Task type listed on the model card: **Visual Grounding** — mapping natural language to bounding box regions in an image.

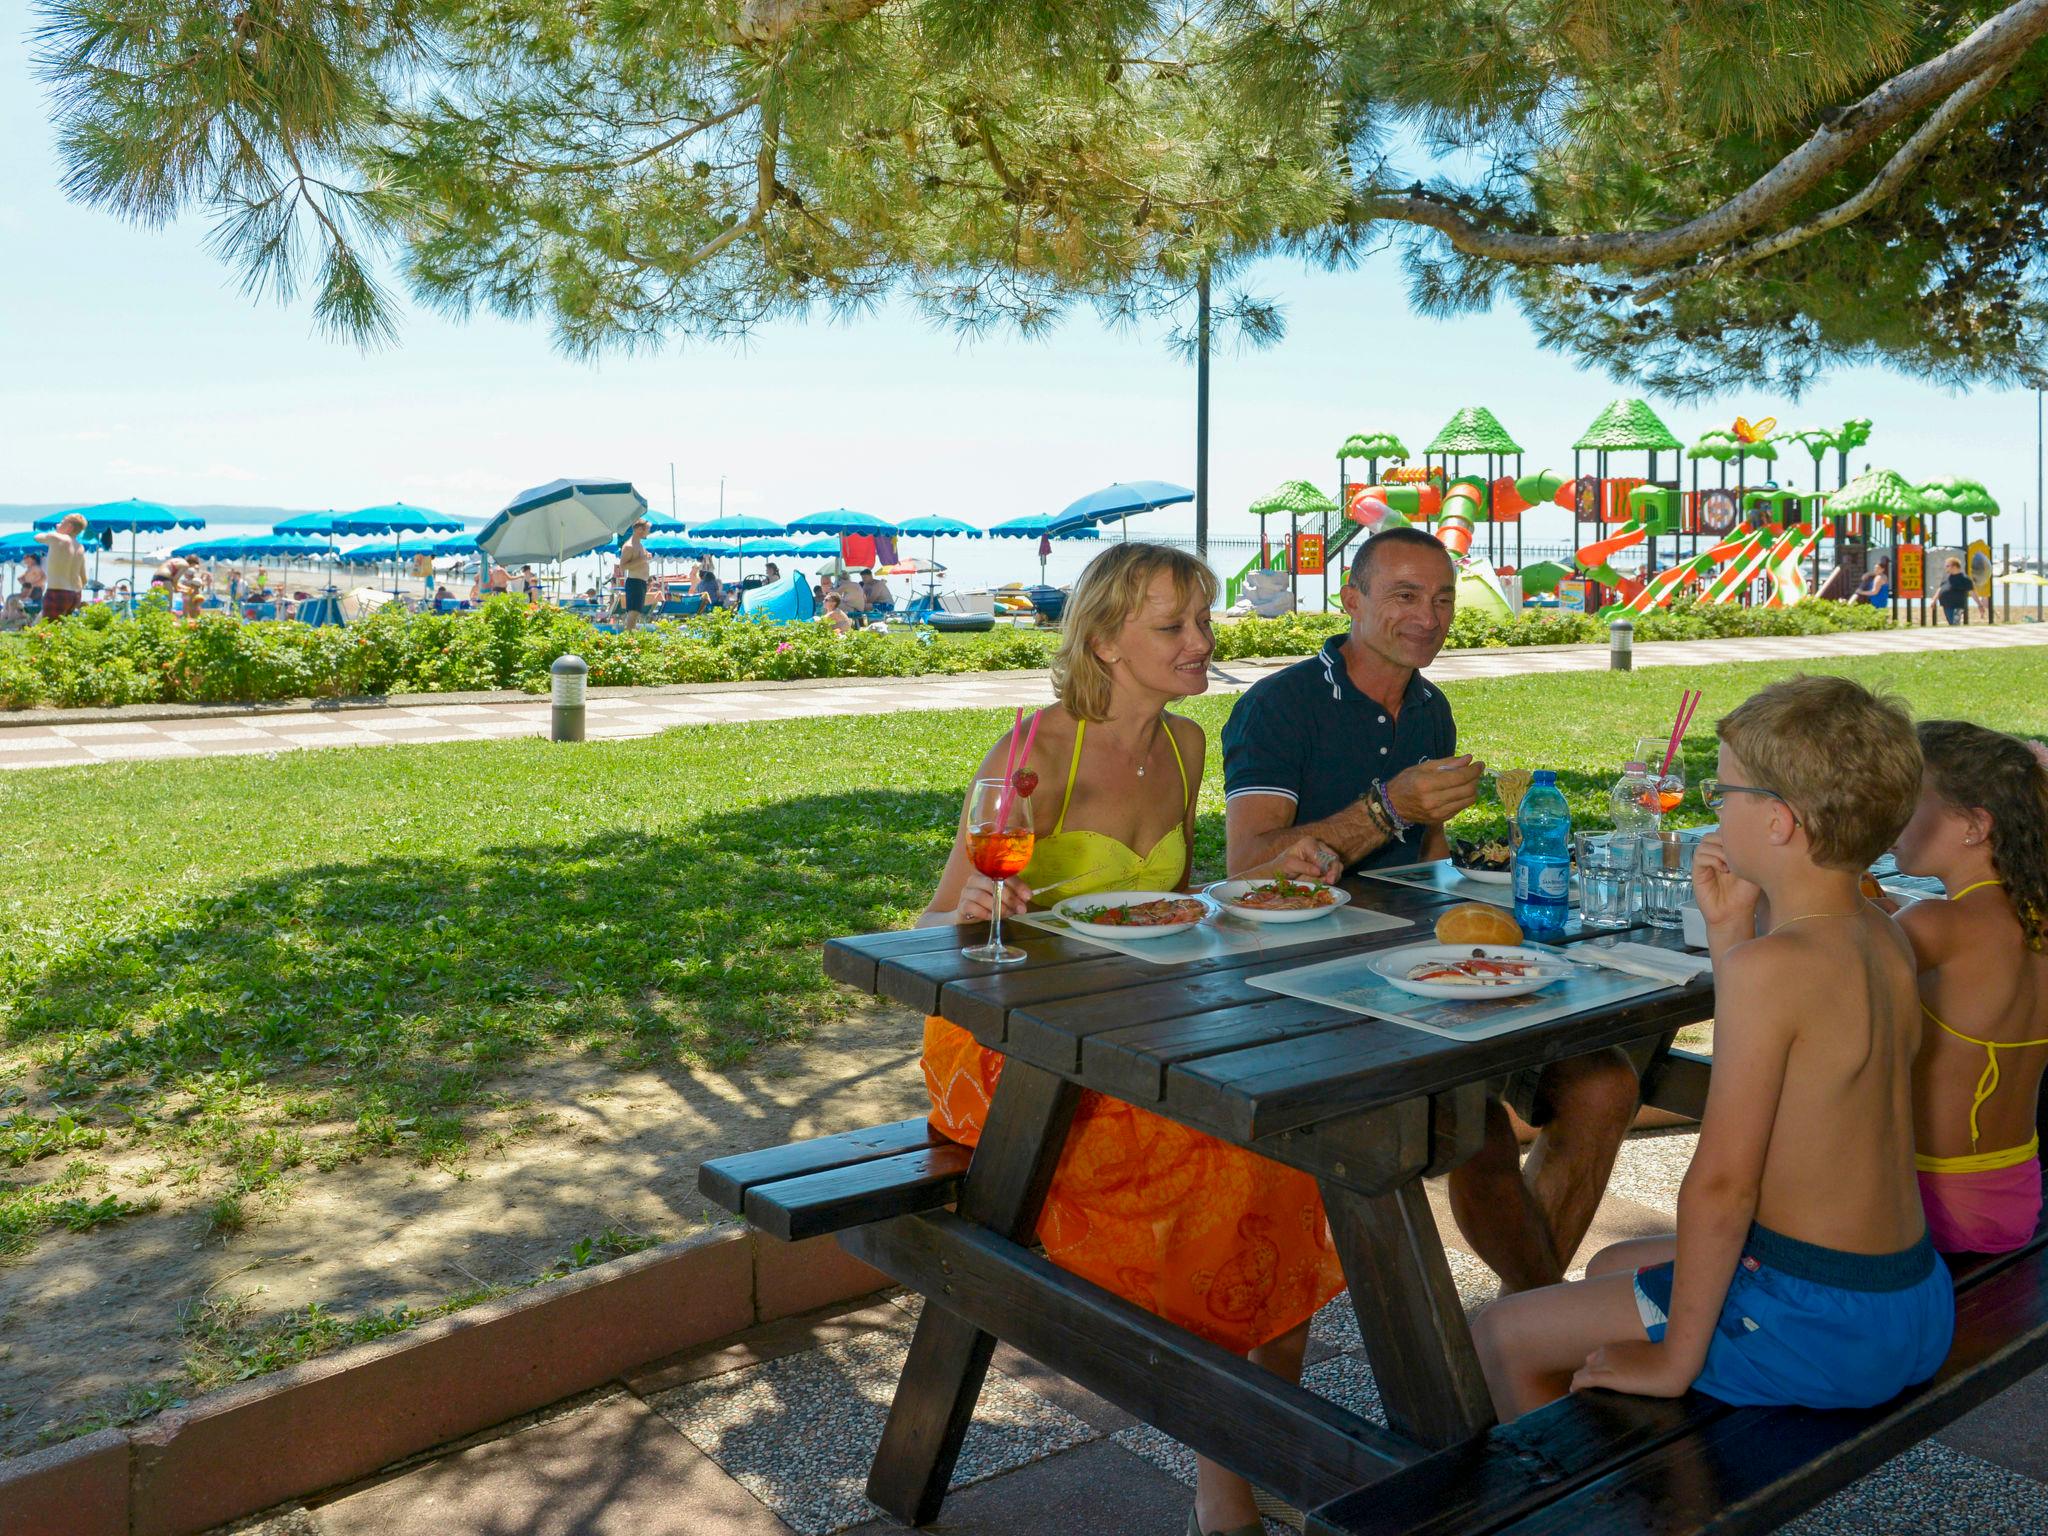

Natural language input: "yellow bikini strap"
[1953,878,2005,901]
[1922,1000,2048,1152]
[1164,718,1190,812]
[1054,717,1083,836]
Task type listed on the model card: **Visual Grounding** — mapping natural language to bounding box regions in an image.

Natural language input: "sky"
[2,15,2043,588]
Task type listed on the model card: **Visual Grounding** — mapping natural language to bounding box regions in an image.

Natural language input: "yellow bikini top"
[1917,879,2048,1173]
[1023,718,1190,905]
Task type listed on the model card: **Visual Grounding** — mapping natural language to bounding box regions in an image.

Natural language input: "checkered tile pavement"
[4,621,2043,772]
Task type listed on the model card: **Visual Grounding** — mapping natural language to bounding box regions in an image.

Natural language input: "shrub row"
[0,594,1895,712]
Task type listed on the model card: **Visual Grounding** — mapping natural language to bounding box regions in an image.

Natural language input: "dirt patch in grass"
[0,999,927,1456]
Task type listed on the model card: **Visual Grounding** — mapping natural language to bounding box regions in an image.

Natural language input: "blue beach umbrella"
[332,503,464,596]
[689,513,785,538]
[431,531,481,556]
[894,515,983,601]
[0,532,49,559]
[273,511,348,537]
[795,538,841,556]
[990,512,1102,582]
[736,538,803,556]
[337,539,441,565]
[479,479,649,567]
[646,535,719,558]
[1045,480,1194,537]
[786,508,902,537]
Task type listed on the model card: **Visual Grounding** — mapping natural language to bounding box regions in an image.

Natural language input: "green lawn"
[1,647,2044,1260]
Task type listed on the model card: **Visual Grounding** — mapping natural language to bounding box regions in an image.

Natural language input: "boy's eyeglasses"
[1699,777,1800,824]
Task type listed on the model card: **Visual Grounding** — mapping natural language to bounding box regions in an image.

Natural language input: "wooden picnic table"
[819,871,1719,1526]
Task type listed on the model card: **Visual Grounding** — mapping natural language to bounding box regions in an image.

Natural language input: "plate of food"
[1052,892,1211,940]
[1366,943,1574,1000]
[1448,837,1515,885]
[1205,877,1352,924]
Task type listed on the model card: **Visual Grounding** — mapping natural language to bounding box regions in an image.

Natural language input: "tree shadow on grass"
[5,788,965,1156]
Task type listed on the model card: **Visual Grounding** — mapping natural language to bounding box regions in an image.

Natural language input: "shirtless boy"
[1472,675,1952,1418]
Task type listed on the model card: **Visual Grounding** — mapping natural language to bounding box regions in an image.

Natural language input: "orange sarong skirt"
[923,1015,1346,1353]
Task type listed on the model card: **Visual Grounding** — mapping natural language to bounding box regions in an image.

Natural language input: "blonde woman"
[919,542,1341,1536]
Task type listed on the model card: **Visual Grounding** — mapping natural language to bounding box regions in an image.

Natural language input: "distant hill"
[0,503,329,527]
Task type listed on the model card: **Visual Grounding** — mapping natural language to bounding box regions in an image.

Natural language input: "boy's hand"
[1571,1339,1696,1399]
[1692,832,1761,930]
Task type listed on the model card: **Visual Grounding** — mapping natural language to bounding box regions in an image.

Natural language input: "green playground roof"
[1687,429,1778,463]
[1248,479,1339,518]
[1424,406,1522,456]
[1572,398,1682,452]
[1336,431,1409,462]
[1827,469,1934,518]
[1912,475,1999,517]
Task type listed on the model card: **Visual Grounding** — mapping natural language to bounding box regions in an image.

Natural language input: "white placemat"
[1247,942,1669,1041]
[1016,900,1413,967]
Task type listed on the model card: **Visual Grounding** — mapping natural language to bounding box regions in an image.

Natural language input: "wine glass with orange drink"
[1634,735,1687,817]
[962,777,1035,964]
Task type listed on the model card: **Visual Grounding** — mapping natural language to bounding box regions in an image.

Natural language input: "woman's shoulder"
[1163,710,1208,766]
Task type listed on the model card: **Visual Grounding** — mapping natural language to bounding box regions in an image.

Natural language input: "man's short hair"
[1715,675,1922,870]
[1349,527,1455,591]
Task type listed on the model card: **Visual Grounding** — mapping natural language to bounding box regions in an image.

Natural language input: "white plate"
[1450,865,1513,885]
[1367,943,1574,1000]
[1205,879,1353,924]
[1052,891,1210,940]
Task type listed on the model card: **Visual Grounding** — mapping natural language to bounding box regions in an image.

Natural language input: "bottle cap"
[1623,760,1648,773]
[1532,769,1555,784]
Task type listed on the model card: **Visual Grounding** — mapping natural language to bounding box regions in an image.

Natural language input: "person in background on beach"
[174,557,207,619]
[835,571,868,618]
[822,591,854,634]
[692,560,724,609]
[763,560,781,585]
[617,518,652,631]
[19,553,46,612]
[1472,675,1949,1421]
[1888,722,2048,1255]
[33,513,88,620]
[862,568,895,613]
[1939,557,1973,625]
[519,566,541,600]
[0,595,28,632]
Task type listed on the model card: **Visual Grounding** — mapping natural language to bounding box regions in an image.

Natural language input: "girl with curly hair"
[1893,722,2048,1254]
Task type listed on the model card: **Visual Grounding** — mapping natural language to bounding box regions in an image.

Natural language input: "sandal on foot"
[1252,1486,1305,1531]
[1187,1509,1264,1536]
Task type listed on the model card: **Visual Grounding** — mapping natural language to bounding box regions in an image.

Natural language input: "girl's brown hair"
[1052,543,1217,722]
[1918,721,2048,952]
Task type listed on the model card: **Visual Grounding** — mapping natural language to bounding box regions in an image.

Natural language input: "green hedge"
[0,594,1897,711]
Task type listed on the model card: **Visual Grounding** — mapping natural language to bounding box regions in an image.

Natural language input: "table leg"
[1322,1177,1496,1451]
[865,1060,1080,1524]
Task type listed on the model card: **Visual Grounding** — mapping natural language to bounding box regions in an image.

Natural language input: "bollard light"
[550,653,588,742]
[1609,615,1633,672]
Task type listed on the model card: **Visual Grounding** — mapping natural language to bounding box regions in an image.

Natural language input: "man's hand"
[1387,755,1485,827]
[1692,832,1762,931]
[1248,834,1343,884]
[1571,1338,1696,1399]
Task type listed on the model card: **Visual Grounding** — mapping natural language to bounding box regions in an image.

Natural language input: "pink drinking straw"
[998,709,1041,830]
[1661,690,1701,776]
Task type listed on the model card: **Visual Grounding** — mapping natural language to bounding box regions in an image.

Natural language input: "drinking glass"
[1577,832,1641,930]
[1635,734,1688,818]
[962,777,1035,964]
[1640,865,1693,930]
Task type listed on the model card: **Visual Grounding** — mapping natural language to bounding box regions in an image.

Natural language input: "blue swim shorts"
[1633,1222,1954,1409]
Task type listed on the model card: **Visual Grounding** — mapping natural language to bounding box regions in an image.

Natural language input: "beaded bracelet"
[1373,778,1413,837]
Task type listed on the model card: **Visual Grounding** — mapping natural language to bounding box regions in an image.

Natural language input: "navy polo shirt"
[1222,635,1458,872]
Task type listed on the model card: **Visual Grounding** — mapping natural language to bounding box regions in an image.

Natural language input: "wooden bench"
[701,1117,972,1243]
[1310,1231,2048,1536]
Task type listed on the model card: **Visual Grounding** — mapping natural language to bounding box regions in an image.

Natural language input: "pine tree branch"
[730,0,892,48]
[1353,0,2048,268]
[496,96,764,177]
[1628,60,2016,304]
[679,91,781,269]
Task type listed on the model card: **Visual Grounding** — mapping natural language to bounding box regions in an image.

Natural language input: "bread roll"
[1435,903,1524,946]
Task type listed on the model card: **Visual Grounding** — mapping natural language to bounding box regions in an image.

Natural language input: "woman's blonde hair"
[1052,543,1218,722]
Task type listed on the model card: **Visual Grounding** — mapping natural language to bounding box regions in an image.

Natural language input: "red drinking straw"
[1661,689,1702,777]
[997,708,1040,830]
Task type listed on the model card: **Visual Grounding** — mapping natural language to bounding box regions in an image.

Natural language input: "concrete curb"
[0,1227,885,1536]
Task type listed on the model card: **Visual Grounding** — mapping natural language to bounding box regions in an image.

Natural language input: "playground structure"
[1232,400,2002,621]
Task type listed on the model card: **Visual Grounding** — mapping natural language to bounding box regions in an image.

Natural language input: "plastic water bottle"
[1610,761,1660,837]
[1513,770,1573,939]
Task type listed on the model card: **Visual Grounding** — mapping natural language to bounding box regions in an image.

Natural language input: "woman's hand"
[1571,1339,1696,1399]
[952,871,1032,924]
[1692,832,1761,931]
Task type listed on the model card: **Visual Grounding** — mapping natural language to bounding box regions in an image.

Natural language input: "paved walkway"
[220,1134,2048,1536]
[8,622,2044,772]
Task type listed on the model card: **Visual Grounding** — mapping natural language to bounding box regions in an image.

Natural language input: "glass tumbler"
[1577,832,1641,930]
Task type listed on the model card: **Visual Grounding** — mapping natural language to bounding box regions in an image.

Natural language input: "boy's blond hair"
[1715,674,1922,870]
[1053,543,1217,722]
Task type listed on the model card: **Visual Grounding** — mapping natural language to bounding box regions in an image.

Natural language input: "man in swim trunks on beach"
[33,514,89,620]
[618,519,652,631]
[1224,528,1641,1292]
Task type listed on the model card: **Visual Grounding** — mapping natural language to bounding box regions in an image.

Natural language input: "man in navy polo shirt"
[1223,529,1639,1293]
